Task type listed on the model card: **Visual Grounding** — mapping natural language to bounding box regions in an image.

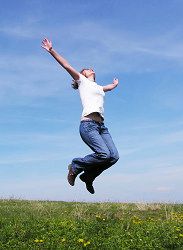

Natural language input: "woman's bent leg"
[83,123,119,181]
[71,121,111,175]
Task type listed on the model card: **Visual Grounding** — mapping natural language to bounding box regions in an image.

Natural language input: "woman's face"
[82,68,95,78]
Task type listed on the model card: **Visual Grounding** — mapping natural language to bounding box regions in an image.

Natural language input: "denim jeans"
[72,120,119,181]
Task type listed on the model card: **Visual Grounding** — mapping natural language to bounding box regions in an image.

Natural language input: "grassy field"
[0,199,183,249]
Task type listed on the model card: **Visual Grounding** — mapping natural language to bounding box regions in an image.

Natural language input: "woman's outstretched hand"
[41,38,52,52]
[113,78,119,87]
[103,78,119,92]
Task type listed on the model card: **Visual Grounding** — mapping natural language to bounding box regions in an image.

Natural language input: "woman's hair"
[71,68,95,90]
[71,80,79,90]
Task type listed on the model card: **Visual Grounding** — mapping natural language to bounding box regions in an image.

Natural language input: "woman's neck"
[87,75,95,81]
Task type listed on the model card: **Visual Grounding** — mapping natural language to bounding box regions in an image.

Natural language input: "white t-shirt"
[76,74,105,120]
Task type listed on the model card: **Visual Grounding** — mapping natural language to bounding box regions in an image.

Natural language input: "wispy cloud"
[0,54,71,101]
[163,130,183,144]
[155,186,173,192]
[0,14,44,38]
[1,0,183,202]
[0,25,37,39]
[2,17,183,75]
[61,22,183,73]
[1,17,183,105]
[96,165,183,202]
[1,165,182,202]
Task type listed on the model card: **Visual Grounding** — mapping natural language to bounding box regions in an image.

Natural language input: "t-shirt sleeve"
[75,73,86,86]
[97,85,105,95]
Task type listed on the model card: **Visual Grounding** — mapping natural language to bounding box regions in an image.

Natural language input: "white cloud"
[0,26,37,39]
[1,19,183,104]
[163,130,183,144]
[1,165,182,202]
[156,187,174,192]
[60,22,183,73]
[94,165,183,202]
[1,2,183,203]
[0,53,72,101]
[116,119,183,154]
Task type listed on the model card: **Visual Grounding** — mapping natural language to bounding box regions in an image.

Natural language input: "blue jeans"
[72,120,119,181]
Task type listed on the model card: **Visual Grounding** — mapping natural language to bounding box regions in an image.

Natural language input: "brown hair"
[71,68,96,90]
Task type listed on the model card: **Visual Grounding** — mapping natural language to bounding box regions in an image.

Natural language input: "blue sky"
[0,0,183,202]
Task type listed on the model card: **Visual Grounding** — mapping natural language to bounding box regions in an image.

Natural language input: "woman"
[41,38,119,194]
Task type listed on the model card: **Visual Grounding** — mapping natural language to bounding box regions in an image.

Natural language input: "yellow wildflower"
[132,220,141,224]
[34,239,44,243]
[84,241,91,247]
[78,238,84,243]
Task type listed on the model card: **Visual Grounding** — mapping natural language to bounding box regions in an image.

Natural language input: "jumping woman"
[41,38,119,194]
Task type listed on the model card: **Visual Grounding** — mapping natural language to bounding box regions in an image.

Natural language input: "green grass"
[0,199,183,249]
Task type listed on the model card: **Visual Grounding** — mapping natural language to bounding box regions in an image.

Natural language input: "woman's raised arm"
[41,38,80,81]
[102,78,119,92]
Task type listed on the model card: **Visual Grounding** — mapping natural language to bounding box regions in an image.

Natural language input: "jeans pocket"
[80,121,97,133]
